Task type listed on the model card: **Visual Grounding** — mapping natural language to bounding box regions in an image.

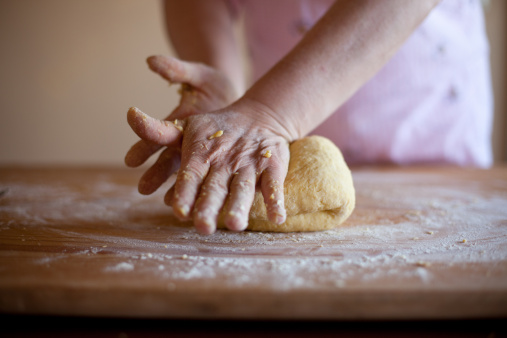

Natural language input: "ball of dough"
[223,136,356,232]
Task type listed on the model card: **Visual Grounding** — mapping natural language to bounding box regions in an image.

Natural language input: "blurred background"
[0,0,506,166]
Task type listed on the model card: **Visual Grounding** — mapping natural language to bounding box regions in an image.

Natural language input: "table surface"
[0,166,506,320]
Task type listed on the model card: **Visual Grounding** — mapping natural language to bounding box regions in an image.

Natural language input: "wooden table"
[0,166,506,320]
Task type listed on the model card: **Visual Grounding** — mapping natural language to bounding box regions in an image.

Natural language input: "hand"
[125,55,239,195]
[127,99,292,235]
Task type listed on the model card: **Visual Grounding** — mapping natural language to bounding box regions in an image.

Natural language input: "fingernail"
[176,205,189,218]
[275,213,285,225]
[226,211,247,232]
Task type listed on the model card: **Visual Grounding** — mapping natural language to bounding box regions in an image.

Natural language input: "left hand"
[125,55,239,195]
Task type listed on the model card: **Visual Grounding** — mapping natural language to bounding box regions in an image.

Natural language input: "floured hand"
[125,55,238,195]
[126,98,293,235]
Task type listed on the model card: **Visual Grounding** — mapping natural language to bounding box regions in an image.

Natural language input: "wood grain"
[0,166,506,319]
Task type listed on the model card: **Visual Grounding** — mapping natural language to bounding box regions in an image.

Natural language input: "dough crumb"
[181,171,192,181]
[181,254,188,259]
[172,119,183,132]
[262,150,272,158]
[462,239,467,243]
[208,130,224,139]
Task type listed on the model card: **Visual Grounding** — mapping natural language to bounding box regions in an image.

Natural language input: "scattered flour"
[1,168,506,291]
[106,262,135,272]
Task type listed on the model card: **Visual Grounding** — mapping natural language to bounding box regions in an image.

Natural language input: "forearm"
[242,0,440,141]
[164,0,245,94]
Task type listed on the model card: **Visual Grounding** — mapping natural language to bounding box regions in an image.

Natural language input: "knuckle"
[178,159,208,181]
[178,168,200,182]
[203,177,228,193]
[232,178,255,192]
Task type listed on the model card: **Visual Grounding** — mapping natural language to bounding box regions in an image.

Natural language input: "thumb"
[147,55,212,88]
[127,107,183,145]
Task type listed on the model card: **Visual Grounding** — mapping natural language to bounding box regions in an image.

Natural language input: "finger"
[223,168,257,232]
[193,167,231,235]
[147,55,213,88]
[260,165,287,225]
[172,157,210,222]
[125,105,189,167]
[138,147,181,195]
[127,107,183,145]
[125,140,162,167]
[164,185,175,206]
[164,104,195,122]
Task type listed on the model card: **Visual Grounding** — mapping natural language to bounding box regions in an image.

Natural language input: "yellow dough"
[222,136,355,232]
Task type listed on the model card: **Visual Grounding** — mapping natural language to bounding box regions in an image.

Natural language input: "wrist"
[238,59,332,140]
[230,96,300,142]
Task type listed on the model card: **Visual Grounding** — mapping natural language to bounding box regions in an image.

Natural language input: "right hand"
[125,55,239,195]
[126,98,293,234]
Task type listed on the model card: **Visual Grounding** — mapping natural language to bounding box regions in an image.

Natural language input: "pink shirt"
[228,0,493,167]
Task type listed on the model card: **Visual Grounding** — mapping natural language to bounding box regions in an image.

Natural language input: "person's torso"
[231,0,493,166]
